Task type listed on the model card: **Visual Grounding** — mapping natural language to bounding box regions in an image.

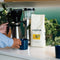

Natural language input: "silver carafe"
[10,22,22,39]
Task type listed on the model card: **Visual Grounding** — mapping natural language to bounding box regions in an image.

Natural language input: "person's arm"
[0,33,13,48]
[0,33,21,48]
[0,23,8,34]
[0,23,21,48]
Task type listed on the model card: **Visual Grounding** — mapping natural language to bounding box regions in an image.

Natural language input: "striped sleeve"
[0,33,13,48]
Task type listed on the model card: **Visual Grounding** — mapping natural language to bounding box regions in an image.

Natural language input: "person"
[0,23,21,48]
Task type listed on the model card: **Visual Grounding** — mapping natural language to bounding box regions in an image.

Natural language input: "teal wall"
[35,7,60,24]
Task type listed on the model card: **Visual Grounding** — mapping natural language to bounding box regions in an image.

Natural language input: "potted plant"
[55,37,60,59]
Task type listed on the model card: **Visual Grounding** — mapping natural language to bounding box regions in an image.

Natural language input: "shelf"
[4,0,60,2]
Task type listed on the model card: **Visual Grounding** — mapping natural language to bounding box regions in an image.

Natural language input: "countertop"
[0,46,59,60]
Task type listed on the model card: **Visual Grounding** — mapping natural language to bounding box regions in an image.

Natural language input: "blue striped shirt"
[0,33,13,48]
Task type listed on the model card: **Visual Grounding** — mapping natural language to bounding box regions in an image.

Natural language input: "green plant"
[45,18,60,46]
[0,3,8,25]
[54,37,60,45]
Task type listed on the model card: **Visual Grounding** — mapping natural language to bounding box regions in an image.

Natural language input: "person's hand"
[0,23,8,34]
[11,38,21,49]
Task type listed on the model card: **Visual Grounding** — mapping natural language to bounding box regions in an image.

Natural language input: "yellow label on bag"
[33,34,40,40]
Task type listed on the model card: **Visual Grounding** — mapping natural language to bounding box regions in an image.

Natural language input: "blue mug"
[55,45,60,59]
[19,39,28,50]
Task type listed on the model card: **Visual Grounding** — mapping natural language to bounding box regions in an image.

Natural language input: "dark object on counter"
[55,45,60,59]
[24,8,35,11]
[7,9,22,23]
[7,9,22,39]
[19,39,28,50]
[7,9,27,39]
